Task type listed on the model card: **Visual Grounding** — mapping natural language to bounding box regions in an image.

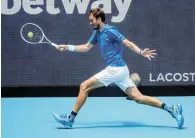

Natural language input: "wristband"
[67,45,75,51]
[140,50,142,55]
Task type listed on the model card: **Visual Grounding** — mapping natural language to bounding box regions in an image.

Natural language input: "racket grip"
[50,42,58,47]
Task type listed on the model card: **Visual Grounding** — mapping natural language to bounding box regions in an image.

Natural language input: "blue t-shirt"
[88,24,126,67]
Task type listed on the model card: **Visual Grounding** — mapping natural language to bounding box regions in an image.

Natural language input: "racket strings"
[21,23,44,44]
[21,23,56,45]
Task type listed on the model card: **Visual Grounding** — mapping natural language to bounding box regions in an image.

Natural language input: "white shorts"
[94,66,136,92]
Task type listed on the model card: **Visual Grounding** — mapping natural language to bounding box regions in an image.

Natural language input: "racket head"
[20,23,45,44]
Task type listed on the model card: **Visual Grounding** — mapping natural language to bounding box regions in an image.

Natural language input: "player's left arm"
[123,39,157,60]
[108,28,157,60]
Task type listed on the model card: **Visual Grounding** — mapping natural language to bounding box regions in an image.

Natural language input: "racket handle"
[50,42,58,47]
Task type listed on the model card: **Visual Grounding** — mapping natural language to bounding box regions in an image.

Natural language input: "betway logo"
[1,0,132,23]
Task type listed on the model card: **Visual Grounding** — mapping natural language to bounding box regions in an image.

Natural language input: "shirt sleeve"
[107,29,126,43]
[88,31,97,45]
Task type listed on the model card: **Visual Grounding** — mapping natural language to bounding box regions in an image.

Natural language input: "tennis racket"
[20,23,58,47]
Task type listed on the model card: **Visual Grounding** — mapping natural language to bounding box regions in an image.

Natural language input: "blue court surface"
[2,97,195,138]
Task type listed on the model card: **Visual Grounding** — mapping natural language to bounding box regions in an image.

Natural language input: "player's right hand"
[55,45,68,51]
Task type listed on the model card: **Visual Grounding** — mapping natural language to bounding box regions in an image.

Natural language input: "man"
[53,8,184,129]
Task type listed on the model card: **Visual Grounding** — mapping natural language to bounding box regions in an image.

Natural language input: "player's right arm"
[56,43,93,52]
[56,31,97,52]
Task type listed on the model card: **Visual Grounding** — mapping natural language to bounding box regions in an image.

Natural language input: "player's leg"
[126,73,141,100]
[72,76,104,113]
[117,79,165,108]
[125,87,184,128]
[72,66,119,113]
[115,67,184,128]
[53,76,104,128]
[126,87,163,108]
[53,67,115,128]
[115,68,163,108]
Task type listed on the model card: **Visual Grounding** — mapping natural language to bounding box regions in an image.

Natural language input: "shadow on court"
[56,121,187,129]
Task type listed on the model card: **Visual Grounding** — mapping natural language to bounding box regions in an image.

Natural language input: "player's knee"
[80,82,88,92]
[135,97,142,104]
[131,94,144,104]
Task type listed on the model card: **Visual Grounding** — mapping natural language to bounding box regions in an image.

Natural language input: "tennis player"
[53,8,184,129]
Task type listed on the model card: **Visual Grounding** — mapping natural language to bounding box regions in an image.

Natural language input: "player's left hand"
[141,48,157,60]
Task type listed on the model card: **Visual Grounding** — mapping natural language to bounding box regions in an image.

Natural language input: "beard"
[92,24,100,30]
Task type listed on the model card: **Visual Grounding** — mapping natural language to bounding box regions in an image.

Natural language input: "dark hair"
[89,8,105,22]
